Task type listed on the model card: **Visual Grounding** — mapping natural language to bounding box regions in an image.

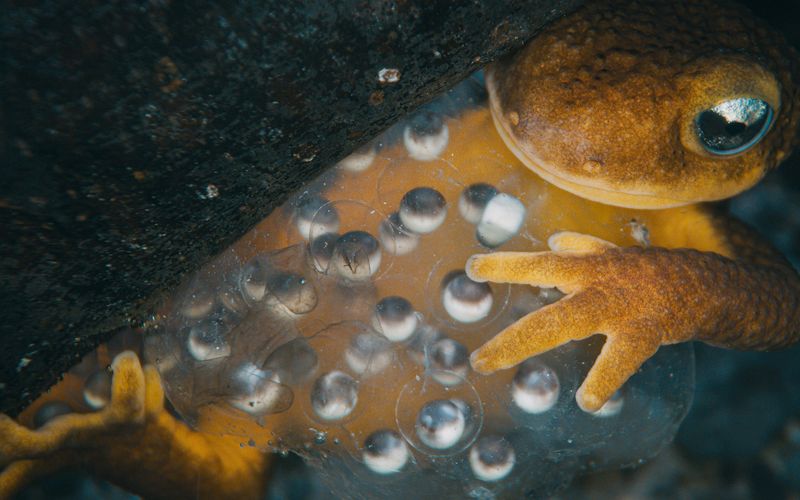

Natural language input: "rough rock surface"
[0,0,582,415]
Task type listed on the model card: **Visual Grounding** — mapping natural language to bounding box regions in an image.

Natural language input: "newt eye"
[695,97,773,155]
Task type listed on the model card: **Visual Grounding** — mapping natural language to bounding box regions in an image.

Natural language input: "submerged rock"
[0,0,582,415]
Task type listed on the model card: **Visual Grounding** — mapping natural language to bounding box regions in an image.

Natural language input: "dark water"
[12,0,800,497]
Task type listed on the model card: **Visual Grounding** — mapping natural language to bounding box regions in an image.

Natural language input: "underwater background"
[10,0,800,498]
[14,166,800,500]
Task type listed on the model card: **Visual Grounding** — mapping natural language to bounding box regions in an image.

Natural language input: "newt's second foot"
[467,232,719,412]
[0,351,268,500]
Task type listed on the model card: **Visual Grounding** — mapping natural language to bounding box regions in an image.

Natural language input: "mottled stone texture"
[0,1,582,414]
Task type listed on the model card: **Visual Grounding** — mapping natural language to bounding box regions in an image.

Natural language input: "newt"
[1,1,798,498]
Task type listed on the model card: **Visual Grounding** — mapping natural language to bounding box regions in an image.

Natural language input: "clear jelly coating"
[146,74,695,499]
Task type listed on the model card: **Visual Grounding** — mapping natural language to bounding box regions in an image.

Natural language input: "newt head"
[487,0,800,209]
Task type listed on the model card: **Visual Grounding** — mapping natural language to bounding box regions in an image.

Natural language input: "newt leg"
[467,229,800,412]
[0,351,270,500]
[0,352,148,463]
[467,233,664,412]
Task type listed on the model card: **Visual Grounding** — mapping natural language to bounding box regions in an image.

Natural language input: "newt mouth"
[485,75,694,210]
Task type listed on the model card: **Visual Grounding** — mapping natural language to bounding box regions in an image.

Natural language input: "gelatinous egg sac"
[311,371,359,421]
[240,258,270,303]
[83,370,112,410]
[403,112,450,161]
[228,363,291,416]
[469,435,516,482]
[429,338,469,386]
[373,296,418,342]
[309,232,339,272]
[148,75,695,500]
[399,187,448,234]
[459,183,499,224]
[180,285,215,319]
[441,271,493,323]
[187,316,233,361]
[331,231,382,281]
[267,271,318,315]
[338,143,377,172]
[294,195,340,240]
[263,338,318,385]
[512,359,560,414]
[363,429,410,475]
[379,212,420,256]
[476,193,525,248]
[416,399,467,450]
[345,332,392,376]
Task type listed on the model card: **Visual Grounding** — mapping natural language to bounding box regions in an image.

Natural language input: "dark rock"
[0,0,583,414]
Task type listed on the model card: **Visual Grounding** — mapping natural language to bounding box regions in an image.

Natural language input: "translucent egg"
[512,359,560,414]
[331,231,382,281]
[469,435,516,482]
[403,111,449,161]
[311,371,359,421]
[372,296,419,342]
[363,429,410,474]
[459,183,498,224]
[441,271,493,323]
[415,399,466,450]
[146,74,695,500]
[83,370,111,410]
[399,187,448,234]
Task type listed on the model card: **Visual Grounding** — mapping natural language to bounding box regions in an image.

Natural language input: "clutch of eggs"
[146,74,694,499]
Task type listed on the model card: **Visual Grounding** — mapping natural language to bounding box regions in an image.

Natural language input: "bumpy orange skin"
[0,352,268,500]
[488,0,800,208]
[467,226,800,411]
[470,0,800,412]
[3,0,800,497]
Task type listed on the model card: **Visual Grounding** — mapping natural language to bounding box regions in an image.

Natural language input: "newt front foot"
[0,351,157,497]
[1,351,268,500]
[467,232,711,413]
[0,351,152,464]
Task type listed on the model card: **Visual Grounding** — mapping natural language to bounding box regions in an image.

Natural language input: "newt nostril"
[582,159,604,173]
